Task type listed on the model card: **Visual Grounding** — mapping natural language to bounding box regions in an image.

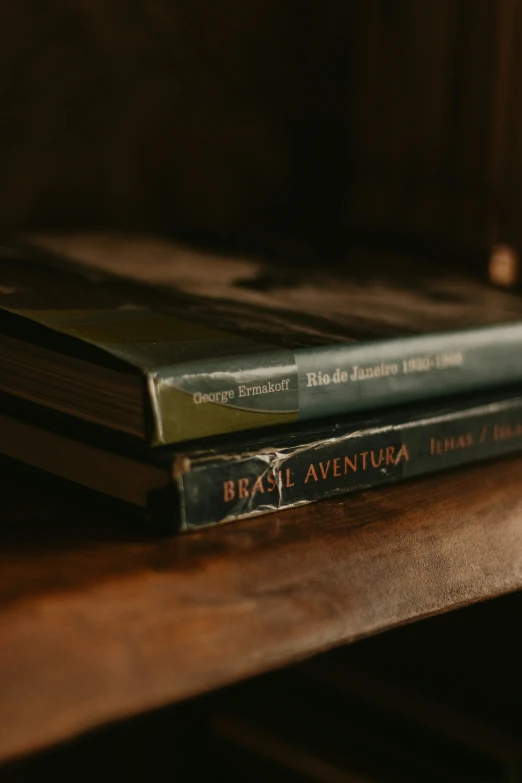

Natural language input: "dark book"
[4,236,522,445]
[3,390,522,531]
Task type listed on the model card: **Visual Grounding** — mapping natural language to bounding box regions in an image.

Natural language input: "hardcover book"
[4,235,522,445]
[3,390,522,531]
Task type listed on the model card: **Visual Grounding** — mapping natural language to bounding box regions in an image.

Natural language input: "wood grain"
[2,455,522,762]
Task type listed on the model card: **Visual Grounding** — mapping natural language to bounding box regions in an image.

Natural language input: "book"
[4,236,522,445]
[3,390,522,532]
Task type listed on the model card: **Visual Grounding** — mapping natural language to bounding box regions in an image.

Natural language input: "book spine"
[174,397,522,530]
[149,323,522,444]
[296,323,522,419]
[147,347,299,445]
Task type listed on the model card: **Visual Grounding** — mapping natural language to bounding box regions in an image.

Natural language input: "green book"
[3,235,522,445]
[3,388,522,530]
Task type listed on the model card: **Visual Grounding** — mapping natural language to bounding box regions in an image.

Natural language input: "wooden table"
[2,455,522,763]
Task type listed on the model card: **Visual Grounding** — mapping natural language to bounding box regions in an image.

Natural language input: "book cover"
[3,390,522,531]
[4,236,522,444]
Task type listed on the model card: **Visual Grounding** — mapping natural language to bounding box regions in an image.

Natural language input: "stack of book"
[3,234,522,533]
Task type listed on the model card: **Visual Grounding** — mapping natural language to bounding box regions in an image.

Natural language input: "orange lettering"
[223,481,235,502]
[285,468,295,487]
[370,449,384,468]
[267,473,277,492]
[319,461,331,479]
[238,478,250,498]
[333,458,341,477]
[385,446,395,465]
[344,455,357,472]
[252,476,265,495]
[395,443,410,463]
[305,463,318,483]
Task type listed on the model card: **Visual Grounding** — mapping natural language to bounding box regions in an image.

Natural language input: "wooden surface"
[2,455,522,763]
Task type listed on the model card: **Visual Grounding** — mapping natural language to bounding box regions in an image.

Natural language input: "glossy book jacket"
[3,235,522,444]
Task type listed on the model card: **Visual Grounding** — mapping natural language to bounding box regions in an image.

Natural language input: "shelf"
[2,455,522,763]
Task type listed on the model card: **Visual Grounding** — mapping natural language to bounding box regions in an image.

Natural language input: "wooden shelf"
[2,455,522,763]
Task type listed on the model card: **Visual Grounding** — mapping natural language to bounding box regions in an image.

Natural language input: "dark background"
[2,1,521,261]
